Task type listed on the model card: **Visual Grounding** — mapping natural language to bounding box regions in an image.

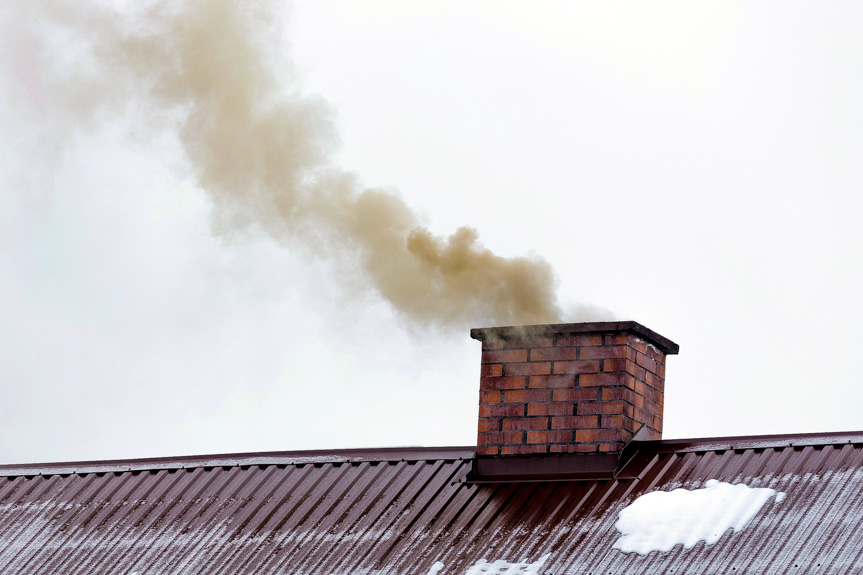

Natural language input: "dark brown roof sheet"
[1,432,862,573]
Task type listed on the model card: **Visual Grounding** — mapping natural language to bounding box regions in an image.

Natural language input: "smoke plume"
[4,0,605,330]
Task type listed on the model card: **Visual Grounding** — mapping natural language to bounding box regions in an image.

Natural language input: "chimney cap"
[470,321,679,355]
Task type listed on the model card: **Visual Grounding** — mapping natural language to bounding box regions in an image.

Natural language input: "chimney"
[471,321,678,457]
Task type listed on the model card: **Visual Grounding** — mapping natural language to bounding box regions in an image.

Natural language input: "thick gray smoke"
[3,0,606,329]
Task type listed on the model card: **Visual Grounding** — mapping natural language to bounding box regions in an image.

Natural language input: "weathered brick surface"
[475,325,671,455]
[528,375,575,389]
[527,402,573,416]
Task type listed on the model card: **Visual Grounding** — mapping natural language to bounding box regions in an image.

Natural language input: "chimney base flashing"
[470,453,625,482]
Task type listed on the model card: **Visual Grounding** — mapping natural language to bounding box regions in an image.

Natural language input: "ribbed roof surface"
[1,432,862,574]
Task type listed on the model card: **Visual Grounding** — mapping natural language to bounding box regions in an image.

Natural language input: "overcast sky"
[1,1,861,464]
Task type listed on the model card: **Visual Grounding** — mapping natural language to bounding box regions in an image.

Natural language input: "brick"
[528,403,573,416]
[655,362,666,378]
[504,389,550,403]
[623,417,639,432]
[556,334,602,347]
[477,446,500,455]
[575,428,627,443]
[505,362,552,376]
[528,375,575,389]
[502,417,548,431]
[478,431,524,445]
[654,390,664,405]
[578,401,624,415]
[604,334,629,345]
[552,388,599,402]
[602,358,627,372]
[501,444,548,455]
[579,372,629,387]
[480,364,503,377]
[553,360,601,375]
[628,337,648,354]
[550,443,598,453]
[479,391,502,404]
[480,376,526,391]
[598,442,624,452]
[645,371,664,390]
[623,403,635,418]
[646,346,665,364]
[551,415,598,429]
[635,352,657,373]
[478,404,525,418]
[511,336,553,348]
[526,430,573,444]
[624,360,647,382]
[601,414,625,428]
[579,346,634,361]
[478,418,501,432]
[601,387,627,401]
[482,349,527,364]
[482,339,506,350]
[530,347,579,362]
[653,416,663,432]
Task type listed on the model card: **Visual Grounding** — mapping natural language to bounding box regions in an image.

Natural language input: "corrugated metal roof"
[1,432,862,574]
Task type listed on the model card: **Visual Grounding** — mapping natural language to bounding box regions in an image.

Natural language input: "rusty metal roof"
[1,431,863,574]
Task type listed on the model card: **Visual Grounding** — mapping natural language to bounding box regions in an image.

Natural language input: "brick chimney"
[471,321,678,456]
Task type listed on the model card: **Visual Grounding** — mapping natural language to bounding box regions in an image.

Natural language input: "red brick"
[655,362,666,378]
[478,404,524,418]
[479,391,502,404]
[511,336,553,348]
[505,362,552,376]
[552,388,599,402]
[601,414,625,428]
[604,334,629,345]
[501,444,548,455]
[635,352,657,373]
[526,430,573,444]
[647,346,665,364]
[530,347,579,362]
[602,358,627,372]
[528,403,573,416]
[478,418,500,432]
[575,428,627,443]
[654,390,665,405]
[598,442,624,452]
[624,360,647,381]
[480,376,526,391]
[645,371,664,390]
[556,334,602,347]
[628,337,648,354]
[628,391,645,409]
[477,445,500,455]
[578,401,624,415]
[579,372,629,387]
[553,360,601,374]
[580,346,635,361]
[550,443,598,453]
[482,338,506,350]
[551,415,598,429]
[502,417,548,431]
[601,387,627,401]
[653,416,663,432]
[482,349,527,364]
[623,403,635,418]
[504,389,550,403]
[529,375,575,389]
[623,418,639,432]
[478,431,524,445]
[480,363,503,377]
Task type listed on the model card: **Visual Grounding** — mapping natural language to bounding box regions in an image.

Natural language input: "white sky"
[1,1,862,464]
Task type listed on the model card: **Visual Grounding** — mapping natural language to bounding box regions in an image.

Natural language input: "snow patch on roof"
[428,553,550,574]
[613,479,785,555]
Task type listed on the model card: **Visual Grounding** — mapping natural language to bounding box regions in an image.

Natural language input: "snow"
[427,554,550,574]
[613,479,785,555]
